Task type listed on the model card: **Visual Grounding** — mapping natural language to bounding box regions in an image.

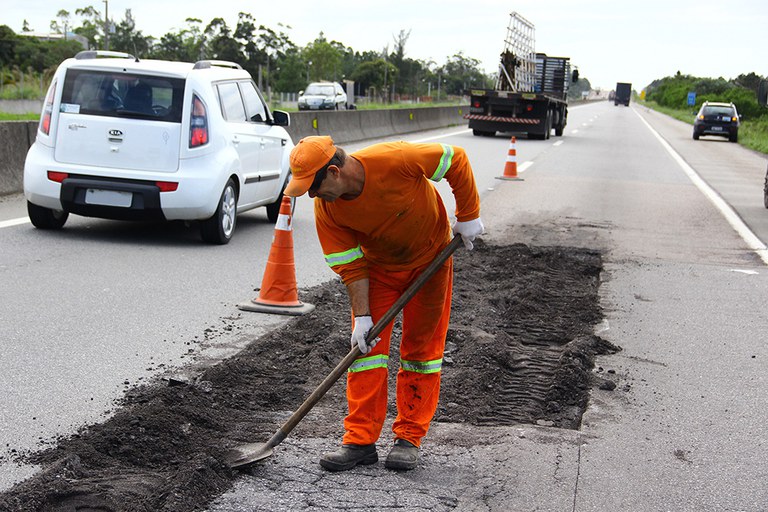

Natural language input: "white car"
[24,50,294,244]
[297,81,347,110]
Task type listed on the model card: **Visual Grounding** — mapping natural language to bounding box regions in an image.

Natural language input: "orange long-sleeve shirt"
[314,141,480,284]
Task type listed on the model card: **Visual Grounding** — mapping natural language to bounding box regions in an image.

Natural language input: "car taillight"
[526,104,534,112]
[473,100,481,108]
[190,95,208,148]
[731,116,738,122]
[40,80,57,135]
[47,171,68,183]
[156,181,178,192]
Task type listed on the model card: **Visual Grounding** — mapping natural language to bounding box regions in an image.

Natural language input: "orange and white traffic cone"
[496,136,524,181]
[238,196,315,316]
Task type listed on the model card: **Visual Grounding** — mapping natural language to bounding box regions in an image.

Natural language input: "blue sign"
[687,92,696,106]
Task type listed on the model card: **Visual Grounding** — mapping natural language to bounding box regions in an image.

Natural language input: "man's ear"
[327,165,340,177]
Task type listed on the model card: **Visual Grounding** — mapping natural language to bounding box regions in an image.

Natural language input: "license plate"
[85,188,133,207]
[711,126,723,131]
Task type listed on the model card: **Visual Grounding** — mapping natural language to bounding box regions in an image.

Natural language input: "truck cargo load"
[615,82,631,106]
[464,12,577,139]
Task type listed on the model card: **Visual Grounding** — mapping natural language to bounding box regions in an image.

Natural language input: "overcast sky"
[4,0,767,91]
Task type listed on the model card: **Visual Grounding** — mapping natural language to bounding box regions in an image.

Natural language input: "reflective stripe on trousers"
[343,256,453,447]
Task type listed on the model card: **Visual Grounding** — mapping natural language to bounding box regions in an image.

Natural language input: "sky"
[3,0,768,91]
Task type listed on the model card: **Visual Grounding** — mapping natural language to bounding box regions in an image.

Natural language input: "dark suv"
[693,102,740,142]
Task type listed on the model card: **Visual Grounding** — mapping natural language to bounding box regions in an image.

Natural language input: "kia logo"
[109,129,123,137]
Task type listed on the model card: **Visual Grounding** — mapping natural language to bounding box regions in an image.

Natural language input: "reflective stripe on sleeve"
[429,144,454,182]
[324,245,364,267]
[348,354,389,373]
[400,358,443,374]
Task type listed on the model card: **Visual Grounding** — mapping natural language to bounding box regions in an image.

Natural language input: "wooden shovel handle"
[266,235,464,448]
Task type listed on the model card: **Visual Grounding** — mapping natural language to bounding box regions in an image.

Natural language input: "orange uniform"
[314,141,480,447]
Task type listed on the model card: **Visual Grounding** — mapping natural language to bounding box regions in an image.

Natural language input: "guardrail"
[0,106,467,196]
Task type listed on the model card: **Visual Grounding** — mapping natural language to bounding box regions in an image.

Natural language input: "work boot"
[384,439,419,470]
[319,443,378,471]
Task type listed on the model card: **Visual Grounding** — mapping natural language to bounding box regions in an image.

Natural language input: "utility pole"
[103,0,109,51]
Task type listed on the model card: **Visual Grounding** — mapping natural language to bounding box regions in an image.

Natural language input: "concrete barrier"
[390,109,421,137]
[1,107,469,196]
[0,121,36,196]
[0,100,43,115]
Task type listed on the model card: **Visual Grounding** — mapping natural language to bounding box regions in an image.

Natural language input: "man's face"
[308,166,342,202]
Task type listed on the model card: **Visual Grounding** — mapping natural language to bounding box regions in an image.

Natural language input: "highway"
[1,101,767,510]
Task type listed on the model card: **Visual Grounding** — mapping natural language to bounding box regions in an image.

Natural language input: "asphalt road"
[1,102,767,510]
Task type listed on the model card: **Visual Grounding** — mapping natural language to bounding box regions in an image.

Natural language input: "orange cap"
[284,136,336,197]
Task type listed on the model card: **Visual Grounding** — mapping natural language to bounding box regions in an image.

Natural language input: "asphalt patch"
[0,240,618,511]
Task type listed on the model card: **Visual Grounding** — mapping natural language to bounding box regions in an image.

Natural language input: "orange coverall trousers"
[342,256,453,448]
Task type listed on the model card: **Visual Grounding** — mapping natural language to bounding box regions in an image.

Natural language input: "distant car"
[692,101,740,143]
[297,82,347,110]
[24,50,294,244]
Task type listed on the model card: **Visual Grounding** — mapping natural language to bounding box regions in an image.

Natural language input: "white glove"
[351,316,380,354]
[452,218,485,250]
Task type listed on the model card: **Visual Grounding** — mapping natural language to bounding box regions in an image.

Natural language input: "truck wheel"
[555,123,564,136]
[544,113,552,140]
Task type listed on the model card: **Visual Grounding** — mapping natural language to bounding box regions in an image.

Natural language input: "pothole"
[0,240,619,511]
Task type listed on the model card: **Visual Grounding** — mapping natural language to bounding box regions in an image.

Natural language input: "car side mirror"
[271,109,290,127]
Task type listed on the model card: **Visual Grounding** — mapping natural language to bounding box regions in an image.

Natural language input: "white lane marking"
[634,109,768,266]
[553,140,564,147]
[518,161,533,173]
[413,129,472,142]
[571,129,579,134]
[0,217,30,229]
[728,269,759,275]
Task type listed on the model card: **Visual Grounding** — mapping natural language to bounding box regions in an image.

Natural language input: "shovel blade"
[224,442,274,469]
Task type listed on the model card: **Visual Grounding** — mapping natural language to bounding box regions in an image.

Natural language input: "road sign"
[687,92,696,106]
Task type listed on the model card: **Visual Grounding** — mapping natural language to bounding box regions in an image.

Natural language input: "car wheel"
[265,181,288,224]
[693,131,700,140]
[200,178,237,244]
[27,201,68,229]
[729,131,738,143]
[763,166,768,209]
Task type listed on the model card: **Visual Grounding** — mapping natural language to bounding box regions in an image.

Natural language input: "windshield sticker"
[60,103,80,114]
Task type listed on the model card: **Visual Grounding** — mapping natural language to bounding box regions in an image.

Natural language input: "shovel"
[224,235,464,468]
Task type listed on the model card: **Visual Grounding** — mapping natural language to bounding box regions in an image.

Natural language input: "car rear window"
[702,106,735,116]
[60,69,185,122]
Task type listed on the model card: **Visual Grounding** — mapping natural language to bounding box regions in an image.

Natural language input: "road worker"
[284,135,483,471]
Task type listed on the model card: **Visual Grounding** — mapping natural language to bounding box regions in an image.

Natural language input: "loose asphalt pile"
[0,240,618,511]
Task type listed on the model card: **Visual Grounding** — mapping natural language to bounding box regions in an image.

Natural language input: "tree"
[152,18,205,62]
[304,33,343,83]
[0,25,17,66]
[49,10,71,35]
[441,52,487,95]
[350,58,398,101]
[204,18,240,62]
[73,6,103,49]
[109,9,152,57]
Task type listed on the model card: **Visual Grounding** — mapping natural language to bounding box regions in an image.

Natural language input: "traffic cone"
[496,136,524,181]
[238,196,315,316]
